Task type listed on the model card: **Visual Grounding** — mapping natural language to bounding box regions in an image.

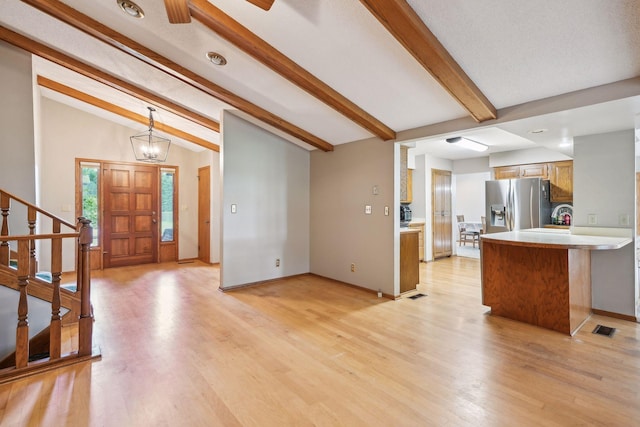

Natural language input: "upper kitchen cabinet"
[550,161,573,202]
[494,163,549,179]
[493,165,521,180]
[400,146,413,203]
[494,161,573,202]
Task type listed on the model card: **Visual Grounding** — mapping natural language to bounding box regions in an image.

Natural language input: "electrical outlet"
[365,205,372,215]
[377,289,382,298]
[587,214,597,225]
[372,185,379,195]
[275,258,280,267]
[619,214,630,226]
[351,263,355,272]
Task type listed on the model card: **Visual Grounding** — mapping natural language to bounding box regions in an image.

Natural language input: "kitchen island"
[481,228,631,335]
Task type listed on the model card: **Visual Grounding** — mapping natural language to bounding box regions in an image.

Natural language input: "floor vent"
[408,293,427,300]
[592,324,616,337]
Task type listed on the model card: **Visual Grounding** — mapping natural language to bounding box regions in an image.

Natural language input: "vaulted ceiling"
[1,0,639,158]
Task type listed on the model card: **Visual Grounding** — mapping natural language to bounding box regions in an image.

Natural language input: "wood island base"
[481,240,591,335]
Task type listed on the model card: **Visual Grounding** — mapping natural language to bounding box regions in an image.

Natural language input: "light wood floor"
[1,257,640,426]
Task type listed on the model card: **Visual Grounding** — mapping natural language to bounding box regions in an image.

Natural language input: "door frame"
[198,166,211,264]
[76,158,179,269]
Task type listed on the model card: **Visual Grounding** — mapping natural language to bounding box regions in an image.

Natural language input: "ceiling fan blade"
[246,0,275,11]
[164,0,191,23]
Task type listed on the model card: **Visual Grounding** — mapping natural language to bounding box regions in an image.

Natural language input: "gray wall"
[0,42,35,201]
[574,130,636,316]
[220,111,310,289]
[310,139,395,295]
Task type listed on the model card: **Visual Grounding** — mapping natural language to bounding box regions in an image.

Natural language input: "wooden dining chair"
[457,215,480,247]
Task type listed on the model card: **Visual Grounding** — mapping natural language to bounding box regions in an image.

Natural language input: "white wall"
[489,147,572,168]
[574,130,636,316]
[311,138,395,295]
[221,111,310,289]
[453,172,490,224]
[38,98,203,270]
[0,42,35,203]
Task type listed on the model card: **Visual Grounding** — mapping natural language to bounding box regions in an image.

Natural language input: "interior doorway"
[198,166,211,264]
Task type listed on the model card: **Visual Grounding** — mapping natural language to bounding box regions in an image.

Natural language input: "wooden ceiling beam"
[20,0,334,151]
[37,76,219,152]
[246,0,276,12]
[163,0,191,24]
[188,0,396,141]
[0,26,220,135]
[359,0,497,123]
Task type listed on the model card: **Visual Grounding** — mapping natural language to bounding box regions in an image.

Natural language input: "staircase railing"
[0,189,97,384]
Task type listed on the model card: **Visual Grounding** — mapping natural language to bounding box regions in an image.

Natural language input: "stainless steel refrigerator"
[485,177,552,233]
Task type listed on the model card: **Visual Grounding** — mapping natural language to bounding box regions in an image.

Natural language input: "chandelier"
[130,107,171,163]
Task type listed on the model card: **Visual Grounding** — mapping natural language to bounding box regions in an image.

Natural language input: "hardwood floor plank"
[0,257,639,425]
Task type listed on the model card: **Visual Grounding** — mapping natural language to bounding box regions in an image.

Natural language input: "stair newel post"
[78,218,93,357]
[49,220,62,360]
[0,191,9,266]
[28,206,37,277]
[76,217,84,293]
[15,239,30,369]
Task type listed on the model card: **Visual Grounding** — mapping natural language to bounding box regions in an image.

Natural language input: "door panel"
[198,166,211,263]
[104,163,158,268]
[432,169,452,259]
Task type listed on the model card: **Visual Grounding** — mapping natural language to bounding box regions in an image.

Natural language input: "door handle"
[152,219,157,224]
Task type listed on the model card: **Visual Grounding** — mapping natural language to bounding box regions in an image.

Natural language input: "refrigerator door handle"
[530,186,534,228]
[508,182,514,231]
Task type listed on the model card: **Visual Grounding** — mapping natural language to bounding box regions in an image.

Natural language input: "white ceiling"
[1,0,639,158]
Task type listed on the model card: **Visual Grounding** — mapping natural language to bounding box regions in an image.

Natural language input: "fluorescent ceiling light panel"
[446,136,488,152]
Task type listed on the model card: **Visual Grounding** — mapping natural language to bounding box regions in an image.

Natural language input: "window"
[160,168,176,242]
[80,162,100,246]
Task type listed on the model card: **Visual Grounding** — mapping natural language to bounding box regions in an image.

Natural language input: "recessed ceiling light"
[529,128,548,134]
[206,52,227,66]
[118,0,144,19]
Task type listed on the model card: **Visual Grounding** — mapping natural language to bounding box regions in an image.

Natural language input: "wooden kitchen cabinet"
[520,163,549,179]
[400,146,412,203]
[494,163,549,179]
[550,160,573,202]
[408,222,425,261]
[494,165,521,180]
[400,230,419,293]
[494,161,573,202]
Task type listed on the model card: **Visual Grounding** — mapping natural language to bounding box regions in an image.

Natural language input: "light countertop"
[400,227,420,234]
[481,228,632,250]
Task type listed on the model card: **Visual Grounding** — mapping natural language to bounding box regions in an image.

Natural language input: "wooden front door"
[103,163,159,268]
[432,169,452,259]
[198,166,211,264]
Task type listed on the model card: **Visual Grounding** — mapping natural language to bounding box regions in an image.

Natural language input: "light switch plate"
[231,204,237,214]
[365,205,372,215]
[384,206,389,216]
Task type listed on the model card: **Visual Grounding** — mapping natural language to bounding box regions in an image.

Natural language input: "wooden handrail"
[0,189,97,383]
[0,190,76,230]
[0,233,80,241]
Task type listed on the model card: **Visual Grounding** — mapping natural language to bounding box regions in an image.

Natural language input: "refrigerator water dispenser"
[490,204,506,226]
